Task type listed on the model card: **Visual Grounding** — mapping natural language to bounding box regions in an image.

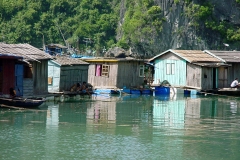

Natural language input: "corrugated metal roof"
[0,43,52,61]
[52,56,89,65]
[204,50,240,62]
[149,49,222,63]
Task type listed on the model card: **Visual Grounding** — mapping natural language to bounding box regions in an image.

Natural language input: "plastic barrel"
[155,86,170,95]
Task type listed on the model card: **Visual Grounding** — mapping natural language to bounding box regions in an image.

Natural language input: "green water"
[1,94,240,160]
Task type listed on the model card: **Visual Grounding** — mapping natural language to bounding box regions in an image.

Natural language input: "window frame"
[139,65,145,77]
[101,64,110,77]
[166,63,175,75]
[95,64,110,77]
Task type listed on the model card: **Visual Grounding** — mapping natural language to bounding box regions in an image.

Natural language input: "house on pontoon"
[45,43,68,56]
[204,50,240,88]
[0,43,52,97]
[82,57,145,89]
[149,49,228,90]
[48,56,89,92]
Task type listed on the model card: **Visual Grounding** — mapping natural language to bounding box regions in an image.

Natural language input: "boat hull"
[0,97,45,108]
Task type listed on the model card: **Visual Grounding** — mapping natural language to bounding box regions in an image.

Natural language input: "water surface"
[1,94,240,160]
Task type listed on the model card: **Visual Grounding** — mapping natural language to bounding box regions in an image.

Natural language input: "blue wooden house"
[149,49,226,90]
[48,56,89,92]
[0,43,52,97]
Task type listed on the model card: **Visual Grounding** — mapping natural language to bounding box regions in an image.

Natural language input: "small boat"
[0,97,46,108]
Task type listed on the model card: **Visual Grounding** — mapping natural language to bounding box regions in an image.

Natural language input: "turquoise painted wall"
[154,59,186,86]
[48,61,61,92]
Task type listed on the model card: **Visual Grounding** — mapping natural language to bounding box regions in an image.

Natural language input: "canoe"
[0,97,45,108]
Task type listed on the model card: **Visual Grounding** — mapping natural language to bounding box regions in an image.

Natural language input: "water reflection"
[1,94,240,159]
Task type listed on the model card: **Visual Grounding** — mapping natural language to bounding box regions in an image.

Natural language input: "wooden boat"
[0,97,46,108]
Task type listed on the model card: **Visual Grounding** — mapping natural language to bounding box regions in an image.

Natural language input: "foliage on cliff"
[1,0,240,56]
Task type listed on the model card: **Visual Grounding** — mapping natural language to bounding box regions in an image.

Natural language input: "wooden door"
[15,64,23,96]
[218,67,228,88]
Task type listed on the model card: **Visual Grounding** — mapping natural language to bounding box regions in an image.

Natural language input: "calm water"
[1,93,240,160]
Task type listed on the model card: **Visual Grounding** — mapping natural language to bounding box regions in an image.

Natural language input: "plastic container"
[155,86,170,95]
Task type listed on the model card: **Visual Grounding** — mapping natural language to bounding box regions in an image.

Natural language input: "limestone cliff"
[117,0,240,57]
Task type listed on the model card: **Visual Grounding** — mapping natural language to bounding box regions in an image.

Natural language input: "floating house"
[149,49,226,90]
[0,43,52,97]
[82,57,145,89]
[204,50,240,88]
[45,43,68,56]
[48,56,89,92]
[0,48,23,96]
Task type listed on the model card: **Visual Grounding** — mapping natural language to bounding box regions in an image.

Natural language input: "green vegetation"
[0,0,165,53]
[0,0,119,55]
[185,2,240,43]
[1,0,240,54]
[118,0,164,49]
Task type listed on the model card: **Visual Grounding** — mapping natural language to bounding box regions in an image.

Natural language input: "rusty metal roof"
[52,56,89,65]
[0,43,52,61]
[204,50,240,63]
[149,49,222,63]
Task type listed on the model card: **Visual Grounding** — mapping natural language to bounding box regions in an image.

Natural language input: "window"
[166,63,175,75]
[102,65,110,77]
[95,64,110,77]
[139,65,144,77]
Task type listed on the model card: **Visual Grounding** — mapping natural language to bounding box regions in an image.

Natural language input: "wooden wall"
[87,61,144,89]
[88,62,118,88]
[186,63,201,88]
[117,61,144,88]
[32,60,49,95]
[187,64,214,90]
[154,52,186,86]
[218,67,228,88]
[23,78,33,96]
[60,65,89,91]
[0,60,15,95]
[201,67,213,90]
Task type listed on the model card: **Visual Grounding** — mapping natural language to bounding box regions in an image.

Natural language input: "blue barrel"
[123,88,131,94]
[155,86,170,95]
